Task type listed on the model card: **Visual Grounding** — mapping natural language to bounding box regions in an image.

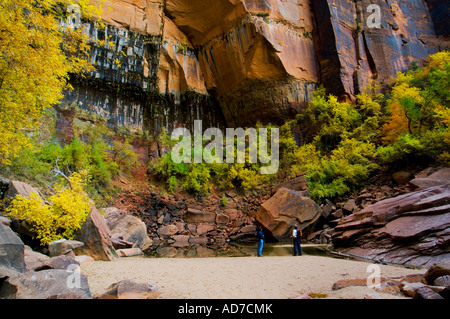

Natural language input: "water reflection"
[143,242,334,259]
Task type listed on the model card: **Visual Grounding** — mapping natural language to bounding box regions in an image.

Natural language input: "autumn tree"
[0,0,100,165]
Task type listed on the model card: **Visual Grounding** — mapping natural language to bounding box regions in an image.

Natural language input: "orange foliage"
[382,102,410,145]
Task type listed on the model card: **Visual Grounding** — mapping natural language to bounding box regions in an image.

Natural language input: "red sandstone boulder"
[73,206,117,261]
[255,187,321,239]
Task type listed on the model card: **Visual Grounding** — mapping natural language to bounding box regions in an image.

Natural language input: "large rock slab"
[332,184,450,268]
[0,223,26,272]
[410,167,450,190]
[0,269,92,299]
[73,206,117,261]
[255,187,321,239]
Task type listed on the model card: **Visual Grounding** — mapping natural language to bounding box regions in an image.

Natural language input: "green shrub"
[291,138,378,202]
[181,164,211,196]
[167,176,178,194]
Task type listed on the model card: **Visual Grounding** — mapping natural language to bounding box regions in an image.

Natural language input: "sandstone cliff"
[60,0,446,133]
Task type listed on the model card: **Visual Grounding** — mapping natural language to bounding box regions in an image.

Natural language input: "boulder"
[73,206,117,261]
[35,255,80,271]
[0,269,92,299]
[401,282,427,297]
[414,287,444,299]
[320,203,333,218]
[24,246,50,271]
[96,279,160,299]
[424,260,450,284]
[374,281,402,296]
[223,209,239,221]
[74,255,95,264]
[434,275,450,287]
[271,175,308,195]
[0,216,11,227]
[105,210,151,250]
[3,181,43,204]
[0,266,20,282]
[0,222,26,272]
[184,208,216,224]
[410,167,450,190]
[110,233,134,249]
[196,224,215,236]
[255,187,321,239]
[240,225,257,234]
[342,199,358,213]
[215,213,230,224]
[48,239,84,257]
[116,248,144,257]
[157,224,178,238]
[331,209,344,219]
[332,184,450,268]
[392,171,411,185]
[332,278,387,290]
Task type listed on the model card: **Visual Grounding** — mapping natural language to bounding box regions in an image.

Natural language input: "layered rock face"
[312,0,441,101]
[165,0,320,126]
[332,184,450,268]
[64,0,227,135]
[60,0,444,133]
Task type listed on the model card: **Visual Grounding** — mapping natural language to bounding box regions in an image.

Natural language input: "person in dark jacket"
[256,227,265,257]
[291,225,303,256]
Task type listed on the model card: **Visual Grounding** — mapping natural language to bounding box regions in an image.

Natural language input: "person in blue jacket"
[256,227,265,257]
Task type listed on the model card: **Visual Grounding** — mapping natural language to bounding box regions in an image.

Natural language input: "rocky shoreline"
[1,165,449,299]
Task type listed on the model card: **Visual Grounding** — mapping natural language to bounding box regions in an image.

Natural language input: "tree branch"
[51,157,72,188]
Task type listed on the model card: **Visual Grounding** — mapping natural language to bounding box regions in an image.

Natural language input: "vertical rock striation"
[59,0,445,133]
[312,0,441,101]
[64,0,226,136]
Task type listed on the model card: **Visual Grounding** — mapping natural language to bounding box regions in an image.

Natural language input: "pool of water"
[143,242,337,259]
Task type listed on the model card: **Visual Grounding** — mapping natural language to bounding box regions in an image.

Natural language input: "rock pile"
[113,189,261,248]
[331,167,450,268]
[0,178,160,299]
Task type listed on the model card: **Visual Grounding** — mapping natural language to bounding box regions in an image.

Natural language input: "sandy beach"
[81,255,425,299]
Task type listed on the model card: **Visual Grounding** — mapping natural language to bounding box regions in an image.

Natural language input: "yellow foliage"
[290,144,320,177]
[6,171,93,245]
[0,0,101,165]
[390,83,425,106]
